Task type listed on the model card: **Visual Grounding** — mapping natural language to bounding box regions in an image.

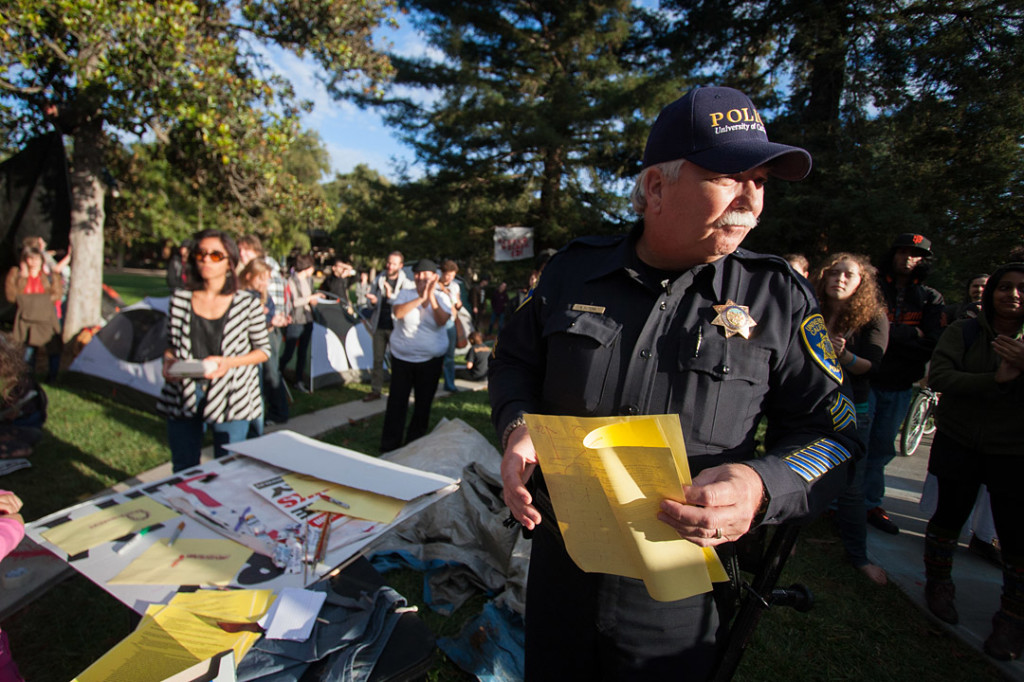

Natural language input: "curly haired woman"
[813,252,890,584]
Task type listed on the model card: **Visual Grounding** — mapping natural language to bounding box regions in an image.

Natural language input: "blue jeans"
[166,384,259,472]
[280,321,313,383]
[863,387,913,509]
[24,345,59,382]
[836,404,874,566]
[442,320,457,390]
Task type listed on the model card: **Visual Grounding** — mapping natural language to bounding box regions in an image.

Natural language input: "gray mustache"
[713,211,759,229]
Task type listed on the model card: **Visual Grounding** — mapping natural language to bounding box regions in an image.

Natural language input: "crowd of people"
[0,82,1021,679]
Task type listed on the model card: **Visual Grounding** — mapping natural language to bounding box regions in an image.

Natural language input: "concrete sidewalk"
[108,378,484,493]
[870,435,1024,680]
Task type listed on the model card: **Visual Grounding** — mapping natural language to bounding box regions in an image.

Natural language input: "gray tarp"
[376,418,529,615]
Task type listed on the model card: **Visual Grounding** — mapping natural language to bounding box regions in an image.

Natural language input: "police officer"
[489,85,862,680]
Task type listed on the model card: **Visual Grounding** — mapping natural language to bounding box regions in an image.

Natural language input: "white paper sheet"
[224,431,455,501]
[258,588,327,641]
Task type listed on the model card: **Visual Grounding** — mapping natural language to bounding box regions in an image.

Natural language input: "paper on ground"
[41,495,178,556]
[225,430,455,500]
[284,473,406,523]
[525,414,727,602]
[108,538,252,586]
[259,587,327,641]
[73,604,259,682]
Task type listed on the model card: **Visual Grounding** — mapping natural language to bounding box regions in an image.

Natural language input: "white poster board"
[26,432,458,615]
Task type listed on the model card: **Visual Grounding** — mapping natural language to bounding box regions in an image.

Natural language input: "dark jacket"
[490,224,861,527]
[929,265,1024,457]
[872,274,944,389]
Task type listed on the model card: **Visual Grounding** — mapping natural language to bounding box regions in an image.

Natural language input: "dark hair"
[237,234,265,256]
[186,229,240,295]
[964,273,990,299]
[0,333,31,407]
[295,253,315,271]
[468,331,484,345]
[18,246,44,264]
[441,259,458,273]
[981,263,1024,328]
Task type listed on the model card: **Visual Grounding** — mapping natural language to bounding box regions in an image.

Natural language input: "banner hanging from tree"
[493,226,534,262]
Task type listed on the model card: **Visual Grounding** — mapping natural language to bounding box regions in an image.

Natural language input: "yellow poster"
[524,414,728,602]
[108,538,253,586]
[73,604,261,682]
[41,496,178,556]
[283,473,406,524]
[167,588,276,623]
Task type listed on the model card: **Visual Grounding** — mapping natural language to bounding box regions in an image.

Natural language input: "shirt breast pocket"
[542,309,622,415]
[678,337,771,448]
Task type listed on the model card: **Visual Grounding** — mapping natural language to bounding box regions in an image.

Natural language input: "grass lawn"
[104,269,168,306]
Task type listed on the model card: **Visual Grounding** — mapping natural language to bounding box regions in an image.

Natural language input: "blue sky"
[265,2,663,183]
[262,14,436,181]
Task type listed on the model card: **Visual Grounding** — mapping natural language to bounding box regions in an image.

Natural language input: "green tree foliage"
[108,129,334,262]
[665,0,1024,292]
[0,0,395,339]
[349,0,684,249]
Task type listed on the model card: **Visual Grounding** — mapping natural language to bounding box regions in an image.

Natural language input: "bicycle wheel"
[922,400,937,435]
[900,392,931,456]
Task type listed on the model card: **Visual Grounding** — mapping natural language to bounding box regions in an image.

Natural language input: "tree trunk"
[63,122,106,343]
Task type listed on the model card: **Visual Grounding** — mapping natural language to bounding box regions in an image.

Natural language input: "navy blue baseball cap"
[642,85,812,181]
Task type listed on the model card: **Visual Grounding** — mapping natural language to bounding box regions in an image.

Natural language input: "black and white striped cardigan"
[157,289,271,423]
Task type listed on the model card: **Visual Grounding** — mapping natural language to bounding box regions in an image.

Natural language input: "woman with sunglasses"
[158,230,271,472]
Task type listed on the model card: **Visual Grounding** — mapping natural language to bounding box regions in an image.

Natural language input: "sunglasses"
[194,250,228,263]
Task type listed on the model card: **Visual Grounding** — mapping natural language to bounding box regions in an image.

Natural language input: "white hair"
[630,159,686,214]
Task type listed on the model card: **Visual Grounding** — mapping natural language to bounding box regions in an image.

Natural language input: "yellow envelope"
[41,496,178,556]
[525,414,728,602]
[108,538,252,586]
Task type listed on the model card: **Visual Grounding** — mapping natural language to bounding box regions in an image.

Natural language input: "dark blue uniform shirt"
[490,223,861,526]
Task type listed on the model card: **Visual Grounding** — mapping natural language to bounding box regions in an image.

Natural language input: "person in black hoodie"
[863,233,944,534]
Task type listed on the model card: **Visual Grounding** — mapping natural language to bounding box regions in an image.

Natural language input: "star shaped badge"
[711,300,757,339]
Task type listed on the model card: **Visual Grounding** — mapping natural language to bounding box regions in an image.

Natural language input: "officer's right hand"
[501,425,542,530]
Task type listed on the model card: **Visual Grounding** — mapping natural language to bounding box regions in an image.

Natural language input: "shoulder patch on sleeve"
[830,393,856,431]
[515,288,534,313]
[800,314,843,385]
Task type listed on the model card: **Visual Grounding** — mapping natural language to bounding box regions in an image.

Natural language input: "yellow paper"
[167,588,276,623]
[74,604,259,682]
[108,538,252,586]
[41,496,178,556]
[283,473,406,524]
[525,414,727,602]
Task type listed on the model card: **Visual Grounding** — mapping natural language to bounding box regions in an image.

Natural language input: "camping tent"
[309,298,374,390]
[69,296,375,404]
[68,297,169,402]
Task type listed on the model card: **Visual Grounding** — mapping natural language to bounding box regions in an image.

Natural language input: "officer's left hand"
[657,463,765,547]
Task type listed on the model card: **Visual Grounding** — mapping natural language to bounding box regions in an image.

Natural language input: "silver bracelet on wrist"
[501,415,528,451]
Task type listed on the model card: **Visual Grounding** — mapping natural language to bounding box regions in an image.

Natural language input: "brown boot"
[925,580,958,625]
[984,612,1024,661]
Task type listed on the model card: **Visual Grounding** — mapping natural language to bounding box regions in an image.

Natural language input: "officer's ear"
[644,167,666,215]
